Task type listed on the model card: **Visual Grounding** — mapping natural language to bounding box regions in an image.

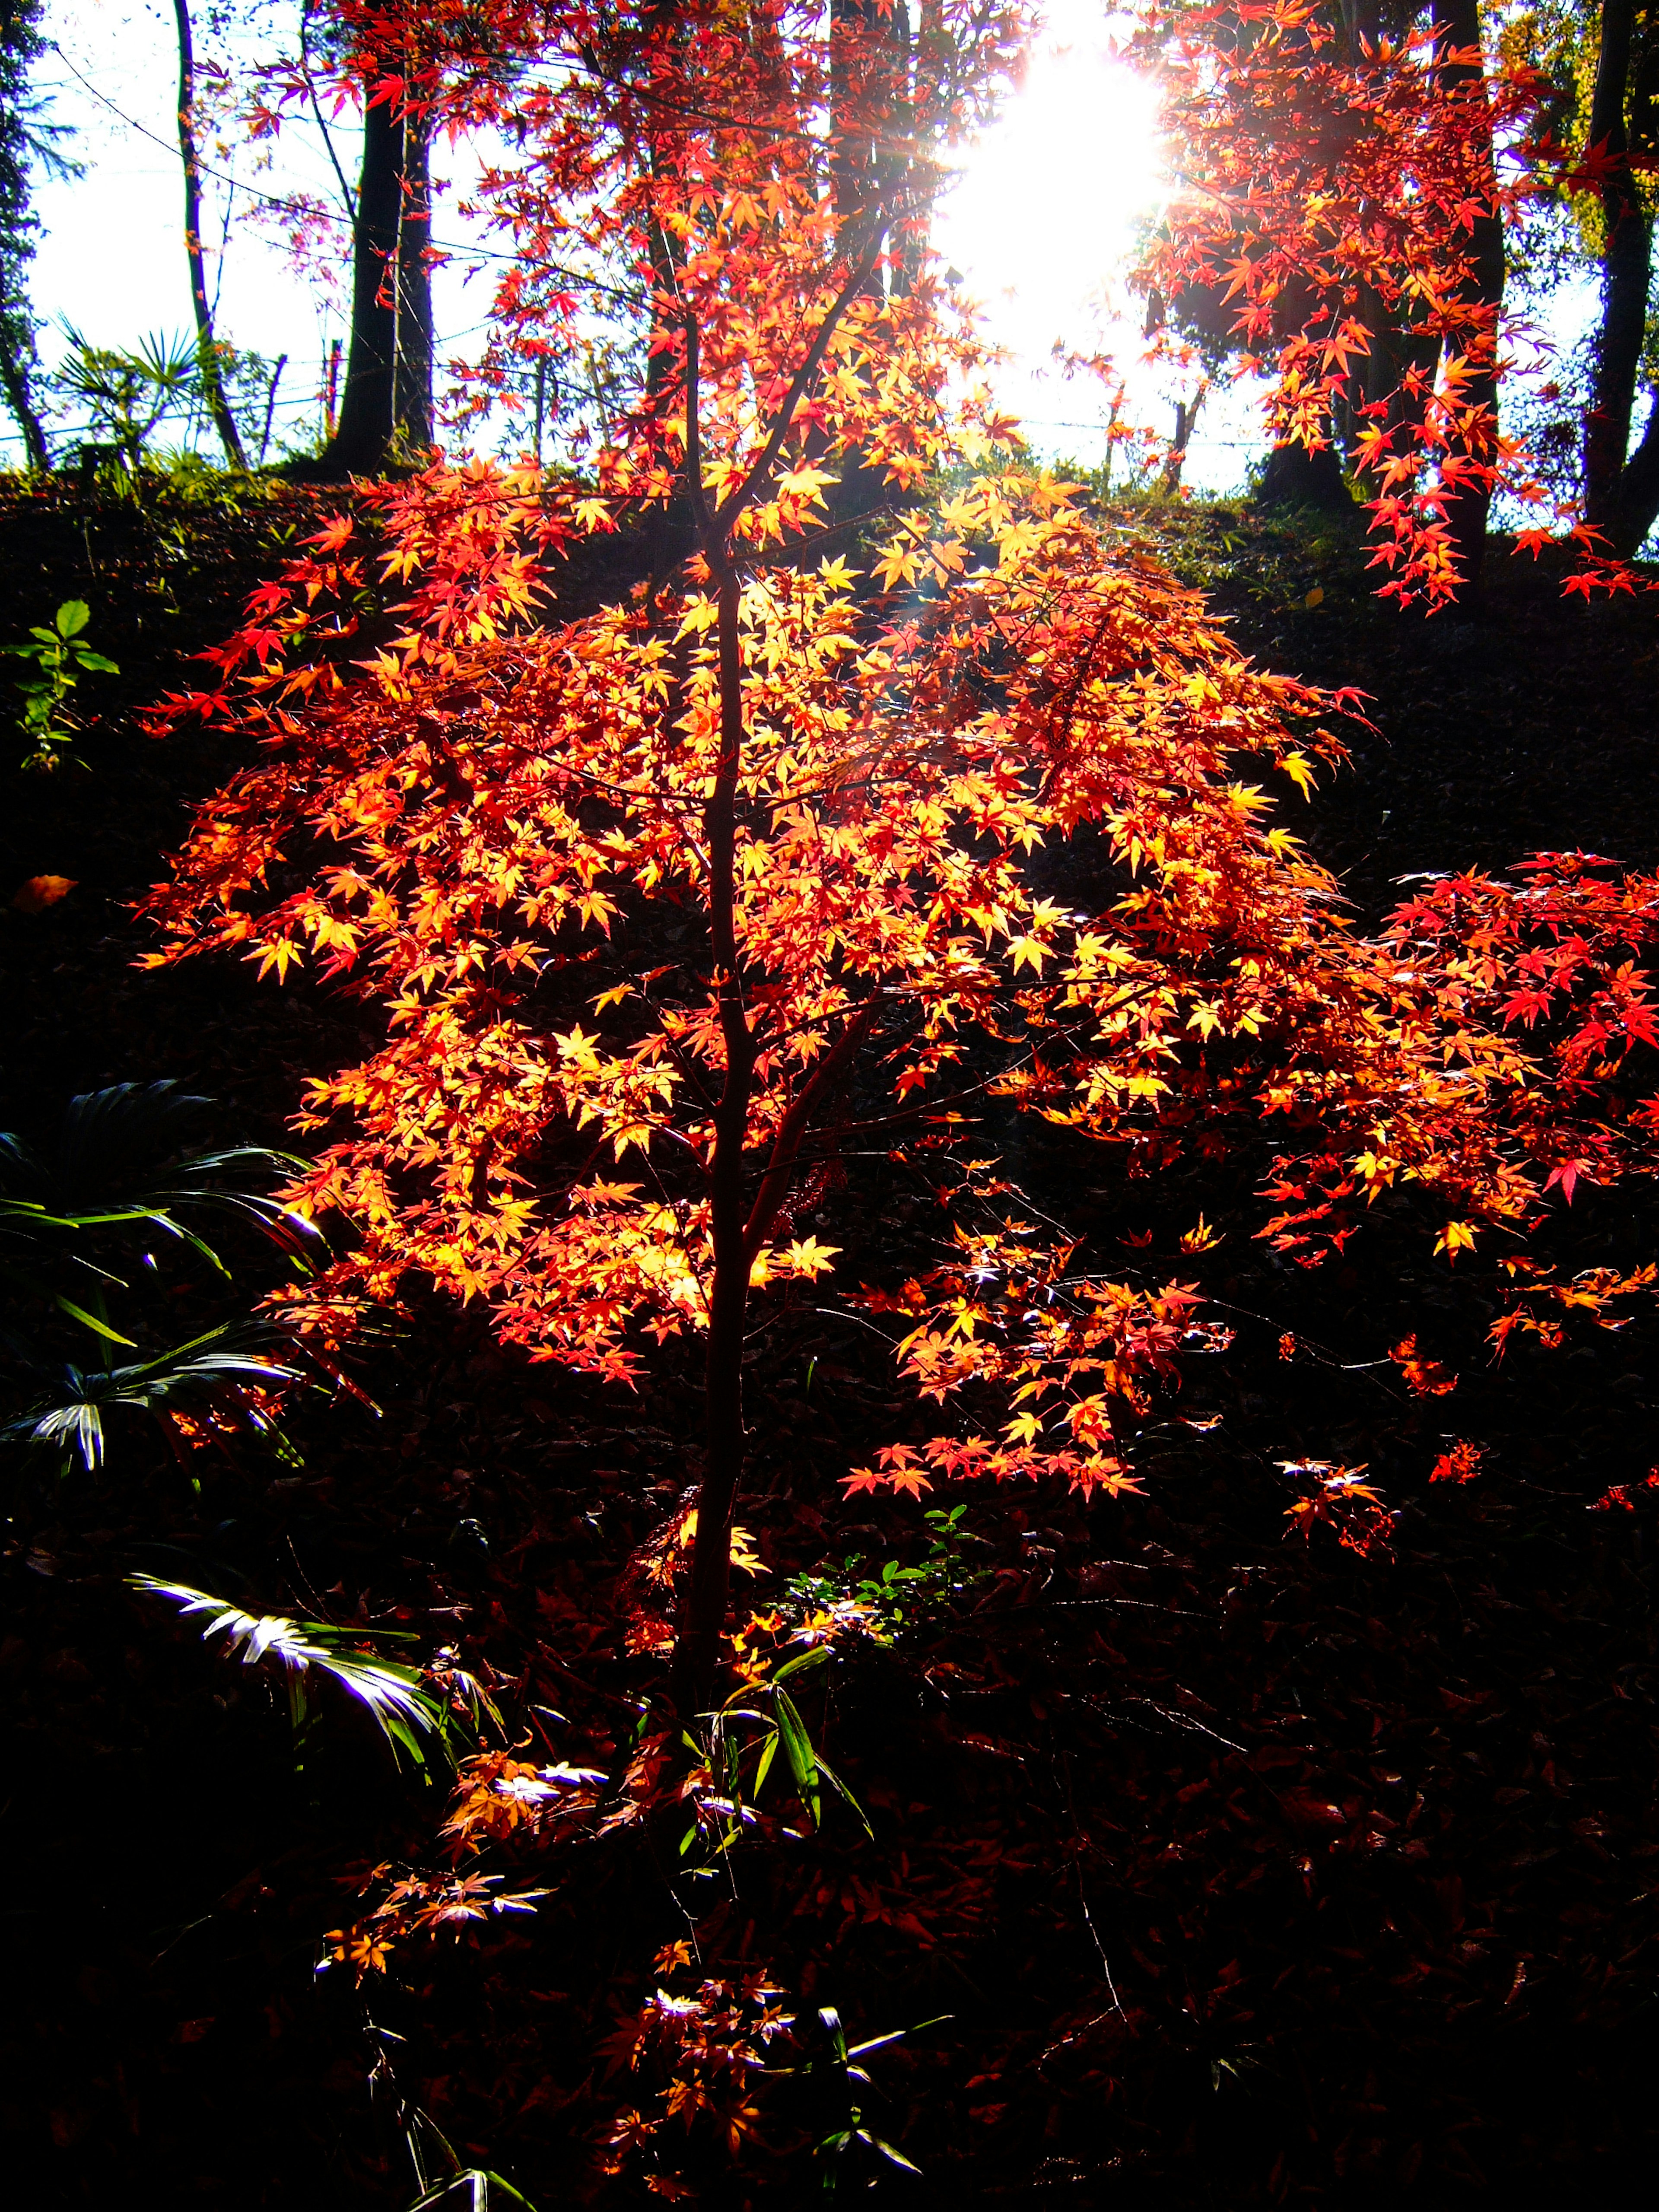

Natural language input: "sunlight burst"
[932,3,1165,463]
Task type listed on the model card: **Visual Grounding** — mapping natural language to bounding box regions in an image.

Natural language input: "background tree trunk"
[1584,0,1645,527]
[1605,392,1659,551]
[1257,435,1354,510]
[324,86,400,474]
[393,109,433,449]
[171,0,245,468]
[0,0,51,467]
[0,319,46,466]
[1584,0,1659,554]
[1436,0,1503,597]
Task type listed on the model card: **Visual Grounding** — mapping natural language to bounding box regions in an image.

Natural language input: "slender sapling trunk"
[171,0,245,468]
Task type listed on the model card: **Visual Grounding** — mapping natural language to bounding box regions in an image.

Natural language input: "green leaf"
[51,1291,137,1346]
[848,2015,950,2058]
[55,601,90,638]
[773,1685,820,1824]
[770,1643,832,1683]
[73,651,119,674]
[410,2174,537,2211]
[812,1749,873,1838]
[753,1730,779,1797]
[128,1574,451,1770]
[858,2129,922,2174]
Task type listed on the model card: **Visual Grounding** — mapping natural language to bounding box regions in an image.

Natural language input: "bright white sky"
[931,0,1257,486]
[12,0,1257,489]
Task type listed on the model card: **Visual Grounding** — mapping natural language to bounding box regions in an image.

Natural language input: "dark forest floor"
[3,474,1658,2209]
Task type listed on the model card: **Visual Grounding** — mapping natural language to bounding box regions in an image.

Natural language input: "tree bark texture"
[670,246,884,1712]
[394,110,434,448]
[0,0,50,465]
[1584,0,1659,554]
[0,318,47,467]
[325,86,402,474]
[1435,0,1503,596]
[1256,436,1354,511]
[675,559,756,1716]
[171,0,245,468]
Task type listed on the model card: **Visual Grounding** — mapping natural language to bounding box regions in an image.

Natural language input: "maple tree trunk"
[394,110,433,449]
[669,232,888,1713]
[326,87,401,474]
[676,564,756,1716]
[1585,0,1659,554]
[172,0,245,469]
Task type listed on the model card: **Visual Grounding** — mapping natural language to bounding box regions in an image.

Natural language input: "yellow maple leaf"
[783,1235,841,1279]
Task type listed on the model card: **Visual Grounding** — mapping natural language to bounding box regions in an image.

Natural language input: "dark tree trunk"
[1257,438,1355,510]
[394,111,433,449]
[1436,0,1503,597]
[668,261,884,1714]
[324,87,401,474]
[0,319,47,467]
[1584,0,1659,555]
[1160,381,1208,496]
[825,1,910,524]
[1330,0,1492,589]
[1605,389,1659,552]
[171,0,245,468]
[1265,273,1364,509]
[830,0,876,229]
[0,0,50,466]
[674,561,755,1719]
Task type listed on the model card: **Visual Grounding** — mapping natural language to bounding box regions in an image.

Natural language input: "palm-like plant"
[130,1574,452,1771]
[0,1081,318,1472]
[56,326,203,474]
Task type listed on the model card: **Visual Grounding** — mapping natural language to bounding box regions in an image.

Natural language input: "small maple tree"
[146,3,1659,1712]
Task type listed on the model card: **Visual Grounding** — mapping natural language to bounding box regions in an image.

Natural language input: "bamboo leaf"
[773,1686,820,1824]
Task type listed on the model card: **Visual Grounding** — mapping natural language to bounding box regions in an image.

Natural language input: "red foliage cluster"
[1132,1,1654,603]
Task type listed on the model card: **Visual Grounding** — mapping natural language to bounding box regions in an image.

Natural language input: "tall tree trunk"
[0,317,47,467]
[1332,0,1486,566]
[670,242,883,1713]
[1606,388,1659,552]
[394,109,433,448]
[1257,435,1354,510]
[1584,0,1646,530]
[830,0,875,230]
[674,558,756,1717]
[0,0,49,466]
[825,1,908,523]
[171,0,245,468]
[324,86,401,474]
[1262,275,1355,511]
[1437,0,1503,597]
[1584,0,1659,554]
